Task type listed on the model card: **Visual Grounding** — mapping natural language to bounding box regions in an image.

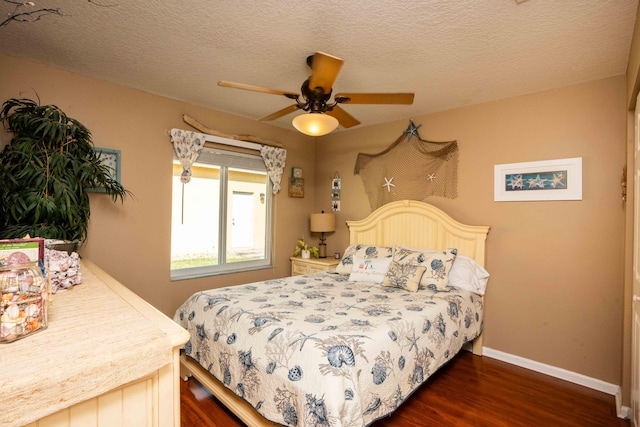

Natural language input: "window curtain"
[170,128,287,194]
[170,129,206,183]
[260,145,287,195]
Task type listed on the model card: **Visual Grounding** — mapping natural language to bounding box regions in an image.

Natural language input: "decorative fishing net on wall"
[354,120,458,209]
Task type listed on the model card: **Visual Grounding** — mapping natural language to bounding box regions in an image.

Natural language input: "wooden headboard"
[347,200,490,355]
[347,200,490,267]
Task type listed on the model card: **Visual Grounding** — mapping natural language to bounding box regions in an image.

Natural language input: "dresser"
[1,260,190,427]
[290,256,339,276]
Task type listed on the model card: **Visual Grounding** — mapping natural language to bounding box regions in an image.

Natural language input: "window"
[171,147,272,280]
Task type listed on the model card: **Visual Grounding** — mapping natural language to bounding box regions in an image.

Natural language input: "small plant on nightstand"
[293,237,319,259]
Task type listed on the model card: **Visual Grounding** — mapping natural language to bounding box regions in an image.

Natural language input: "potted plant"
[0,97,130,246]
[293,237,319,259]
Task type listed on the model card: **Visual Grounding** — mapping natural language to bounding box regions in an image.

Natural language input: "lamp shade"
[292,113,339,136]
[310,212,336,233]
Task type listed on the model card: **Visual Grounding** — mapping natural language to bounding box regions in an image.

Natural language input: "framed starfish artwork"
[494,157,582,201]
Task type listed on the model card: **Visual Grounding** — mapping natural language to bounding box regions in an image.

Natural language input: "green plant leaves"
[0,97,131,242]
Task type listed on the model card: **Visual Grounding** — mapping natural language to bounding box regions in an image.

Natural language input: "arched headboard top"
[347,200,490,267]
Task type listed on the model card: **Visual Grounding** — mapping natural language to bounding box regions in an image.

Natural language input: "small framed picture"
[87,147,121,192]
[289,177,304,198]
[494,157,582,201]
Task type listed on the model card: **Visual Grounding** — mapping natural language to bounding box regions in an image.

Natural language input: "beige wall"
[314,77,627,385]
[0,54,627,388]
[0,53,316,318]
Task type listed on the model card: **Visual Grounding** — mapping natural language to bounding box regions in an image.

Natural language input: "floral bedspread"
[174,271,483,427]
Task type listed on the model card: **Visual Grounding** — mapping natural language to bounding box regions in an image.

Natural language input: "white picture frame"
[494,157,582,202]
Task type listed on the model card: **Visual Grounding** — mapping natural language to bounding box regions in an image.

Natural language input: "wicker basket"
[45,240,79,255]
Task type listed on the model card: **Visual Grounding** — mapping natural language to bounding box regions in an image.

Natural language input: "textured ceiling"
[0,0,637,133]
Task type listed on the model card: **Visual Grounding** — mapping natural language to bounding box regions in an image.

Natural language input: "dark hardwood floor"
[180,351,630,427]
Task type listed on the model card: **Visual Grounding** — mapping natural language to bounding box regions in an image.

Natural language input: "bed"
[175,200,490,426]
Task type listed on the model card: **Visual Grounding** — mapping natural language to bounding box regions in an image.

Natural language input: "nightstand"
[290,256,340,276]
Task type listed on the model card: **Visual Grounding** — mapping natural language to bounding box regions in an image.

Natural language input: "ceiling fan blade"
[259,105,300,121]
[326,105,360,128]
[218,80,299,98]
[335,93,415,104]
[308,52,344,94]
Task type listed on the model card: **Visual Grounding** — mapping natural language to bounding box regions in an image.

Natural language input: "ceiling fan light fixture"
[292,113,339,136]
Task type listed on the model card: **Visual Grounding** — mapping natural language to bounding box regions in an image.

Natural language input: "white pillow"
[448,255,490,295]
[348,255,393,283]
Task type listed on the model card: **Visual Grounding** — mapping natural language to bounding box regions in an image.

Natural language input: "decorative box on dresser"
[1,259,190,427]
[290,256,339,276]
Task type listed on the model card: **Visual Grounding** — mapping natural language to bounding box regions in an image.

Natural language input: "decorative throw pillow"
[382,262,426,292]
[393,247,457,290]
[335,244,394,274]
[421,249,457,290]
[335,244,359,274]
[348,255,393,283]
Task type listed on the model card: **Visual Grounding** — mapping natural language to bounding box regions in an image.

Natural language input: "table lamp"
[310,211,336,258]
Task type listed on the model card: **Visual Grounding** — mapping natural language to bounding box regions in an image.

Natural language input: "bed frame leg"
[180,359,193,381]
[472,334,483,356]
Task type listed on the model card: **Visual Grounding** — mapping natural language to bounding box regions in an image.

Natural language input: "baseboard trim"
[482,347,629,420]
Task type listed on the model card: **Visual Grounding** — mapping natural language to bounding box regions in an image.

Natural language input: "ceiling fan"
[218,52,415,136]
